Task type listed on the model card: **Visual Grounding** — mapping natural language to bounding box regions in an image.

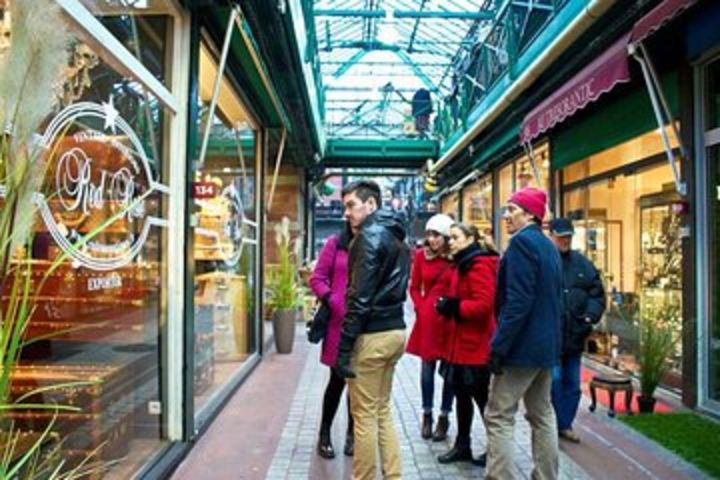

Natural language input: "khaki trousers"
[347,329,405,480]
[485,367,559,480]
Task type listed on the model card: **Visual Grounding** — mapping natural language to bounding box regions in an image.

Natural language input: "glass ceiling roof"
[313,0,490,140]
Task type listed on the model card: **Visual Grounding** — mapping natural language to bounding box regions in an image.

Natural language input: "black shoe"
[421,413,433,439]
[437,444,473,464]
[317,430,335,459]
[432,415,449,442]
[472,452,487,467]
[343,430,354,457]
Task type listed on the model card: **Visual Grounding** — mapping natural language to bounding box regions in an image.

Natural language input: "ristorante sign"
[35,100,169,271]
[520,33,632,144]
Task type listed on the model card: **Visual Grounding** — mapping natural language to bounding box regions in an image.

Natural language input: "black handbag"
[306,300,331,344]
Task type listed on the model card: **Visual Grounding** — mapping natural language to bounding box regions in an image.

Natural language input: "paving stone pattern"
[265,340,590,480]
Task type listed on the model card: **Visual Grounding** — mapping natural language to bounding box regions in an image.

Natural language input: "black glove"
[435,296,460,319]
[488,353,504,375]
[334,351,356,379]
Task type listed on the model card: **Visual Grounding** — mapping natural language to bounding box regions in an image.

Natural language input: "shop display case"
[638,190,683,373]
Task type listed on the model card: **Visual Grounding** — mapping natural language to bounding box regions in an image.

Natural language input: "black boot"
[437,439,473,464]
[432,415,449,442]
[472,452,487,467]
[421,412,433,439]
[343,428,354,457]
[317,428,335,459]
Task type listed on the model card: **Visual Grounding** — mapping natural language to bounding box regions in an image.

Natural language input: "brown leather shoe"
[559,429,581,443]
[432,415,449,442]
[421,413,433,439]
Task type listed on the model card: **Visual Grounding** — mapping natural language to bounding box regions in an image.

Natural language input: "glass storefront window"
[495,141,550,250]
[440,191,459,219]
[2,23,172,479]
[705,58,720,403]
[562,155,683,391]
[78,0,176,87]
[462,174,493,237]
[563,127,680,185]
[192,41,259,413]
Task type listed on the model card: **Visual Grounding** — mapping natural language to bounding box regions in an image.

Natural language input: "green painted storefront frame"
[323,138,437,167]
[551,71,680,170]
[206,8,291,130]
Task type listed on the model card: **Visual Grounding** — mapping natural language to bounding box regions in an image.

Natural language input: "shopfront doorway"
[698,55,720,411]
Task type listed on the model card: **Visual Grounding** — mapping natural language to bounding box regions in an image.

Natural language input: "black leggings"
[320,367,353,433]
[455,369,491,445]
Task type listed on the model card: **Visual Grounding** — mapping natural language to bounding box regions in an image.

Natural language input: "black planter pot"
[636,395,657,413]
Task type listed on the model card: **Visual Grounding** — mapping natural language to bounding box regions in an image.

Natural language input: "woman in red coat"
[407,214,455,441]
[434,222,499,466]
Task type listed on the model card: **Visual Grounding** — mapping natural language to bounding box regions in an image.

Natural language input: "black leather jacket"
[560,250,606,356]
[338,209,410,353]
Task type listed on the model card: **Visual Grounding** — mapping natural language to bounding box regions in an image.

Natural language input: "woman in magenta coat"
[309,224,354,459]
[407,214,455,441]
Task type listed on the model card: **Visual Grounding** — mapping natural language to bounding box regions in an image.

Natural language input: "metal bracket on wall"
[522,141,542,187]
[266,128,288,214]
[629,41,687,197]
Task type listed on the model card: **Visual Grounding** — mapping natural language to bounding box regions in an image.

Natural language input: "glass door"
[191,38,260,416]
[702,57,720,405]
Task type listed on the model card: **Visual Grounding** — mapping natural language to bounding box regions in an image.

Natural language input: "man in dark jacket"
[335,180,410,480]
[485,187,562,480]
[549,218,606,443]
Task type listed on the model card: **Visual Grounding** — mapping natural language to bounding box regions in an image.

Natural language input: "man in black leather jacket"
[335,180,410,480]
[549,218,606,444]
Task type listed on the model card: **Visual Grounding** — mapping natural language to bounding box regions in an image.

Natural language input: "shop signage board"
[520,33,632,144]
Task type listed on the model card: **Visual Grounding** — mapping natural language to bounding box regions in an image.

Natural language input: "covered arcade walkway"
[170,323,703,480]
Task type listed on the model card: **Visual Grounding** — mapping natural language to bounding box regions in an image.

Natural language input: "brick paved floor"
[172,323,706,480]
[266,340,590,480]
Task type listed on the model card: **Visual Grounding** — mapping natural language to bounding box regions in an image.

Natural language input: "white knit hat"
[425,214,454,237]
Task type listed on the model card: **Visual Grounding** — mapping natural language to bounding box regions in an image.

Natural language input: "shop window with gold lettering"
[191,41,259,414]
[1,1,174,476]
[562,134,683,393]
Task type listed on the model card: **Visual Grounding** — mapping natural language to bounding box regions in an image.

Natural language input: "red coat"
[443,254,499,365]
[406,249,453,361]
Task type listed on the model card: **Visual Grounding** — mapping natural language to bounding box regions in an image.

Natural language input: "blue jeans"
[421,360,454,414]
[551,354,582,431]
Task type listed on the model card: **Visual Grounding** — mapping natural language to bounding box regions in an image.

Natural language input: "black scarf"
[453,242,499,274]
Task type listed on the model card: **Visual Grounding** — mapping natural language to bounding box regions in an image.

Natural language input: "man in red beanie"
[485,187,563,480]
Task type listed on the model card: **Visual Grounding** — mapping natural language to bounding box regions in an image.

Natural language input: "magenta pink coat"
[309,234,348,367]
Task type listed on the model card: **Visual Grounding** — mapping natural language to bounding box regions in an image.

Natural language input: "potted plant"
[266,217,301,353]
[636,301,679,413]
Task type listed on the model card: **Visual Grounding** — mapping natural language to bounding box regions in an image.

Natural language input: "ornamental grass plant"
[0,1,144,477]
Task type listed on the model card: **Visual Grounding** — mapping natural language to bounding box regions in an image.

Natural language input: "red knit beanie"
[509,187,547,221]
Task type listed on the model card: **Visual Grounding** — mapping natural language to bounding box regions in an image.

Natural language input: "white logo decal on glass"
[35,99,168,271]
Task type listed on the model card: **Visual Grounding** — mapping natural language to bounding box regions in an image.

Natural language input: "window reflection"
[78,0,174,86]
[3,35,170,478]
[192,40,259,412]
